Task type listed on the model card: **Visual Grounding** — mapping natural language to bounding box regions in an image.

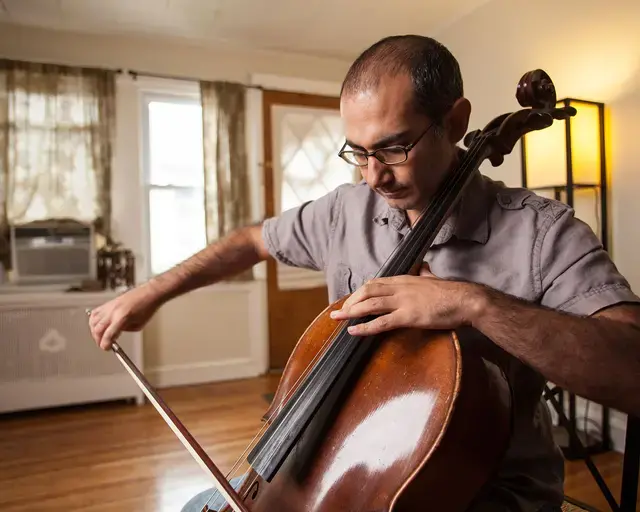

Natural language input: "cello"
[101,69,576,511]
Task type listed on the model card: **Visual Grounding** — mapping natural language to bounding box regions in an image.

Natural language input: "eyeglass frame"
[337,122,435,167]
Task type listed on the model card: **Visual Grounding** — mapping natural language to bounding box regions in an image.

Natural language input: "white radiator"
[0,290,144,413]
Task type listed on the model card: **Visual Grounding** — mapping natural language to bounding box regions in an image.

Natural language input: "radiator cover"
[0,290,144,413]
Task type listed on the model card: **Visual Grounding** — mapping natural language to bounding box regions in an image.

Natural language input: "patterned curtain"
[200,80,253,280]
[0,59,116,270]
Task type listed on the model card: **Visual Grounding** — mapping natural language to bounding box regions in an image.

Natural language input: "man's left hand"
[329,264,484,336]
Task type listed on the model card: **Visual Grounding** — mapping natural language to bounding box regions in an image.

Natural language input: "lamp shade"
[520,98,608,251]
[521,98,605,190]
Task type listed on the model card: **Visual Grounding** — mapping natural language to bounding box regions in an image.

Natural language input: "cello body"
[225,296,513,512]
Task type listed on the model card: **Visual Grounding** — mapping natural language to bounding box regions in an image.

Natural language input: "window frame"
[139,87,205,278]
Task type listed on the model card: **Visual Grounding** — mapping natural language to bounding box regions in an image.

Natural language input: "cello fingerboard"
[247,136,490,482]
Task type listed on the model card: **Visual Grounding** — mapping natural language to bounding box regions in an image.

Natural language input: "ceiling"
[0,0,493,60]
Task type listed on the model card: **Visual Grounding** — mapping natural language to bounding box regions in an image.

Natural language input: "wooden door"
[262,89,355,370]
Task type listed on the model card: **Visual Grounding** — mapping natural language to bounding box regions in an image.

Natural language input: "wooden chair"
[545,385,640,512]
[562,501,597,512]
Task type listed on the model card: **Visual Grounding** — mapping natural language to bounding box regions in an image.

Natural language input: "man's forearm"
[146,223,268,303]
[470,285,640,415]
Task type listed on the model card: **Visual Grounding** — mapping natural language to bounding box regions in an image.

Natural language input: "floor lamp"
[521,97,610,460]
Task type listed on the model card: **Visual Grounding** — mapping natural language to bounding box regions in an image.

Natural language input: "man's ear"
[445,97,471,144]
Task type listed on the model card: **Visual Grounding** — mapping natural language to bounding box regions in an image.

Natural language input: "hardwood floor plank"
[0,376,276,511]
[1,374,637,511]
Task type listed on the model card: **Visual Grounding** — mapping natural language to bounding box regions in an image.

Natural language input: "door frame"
[261,89,342,370]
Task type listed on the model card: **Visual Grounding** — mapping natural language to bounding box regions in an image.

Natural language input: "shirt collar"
[372,169,490,246]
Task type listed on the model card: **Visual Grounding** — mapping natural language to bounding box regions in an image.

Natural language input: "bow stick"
[86,309,249,512]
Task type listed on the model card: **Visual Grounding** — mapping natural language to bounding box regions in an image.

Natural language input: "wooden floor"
[0,374,636,511]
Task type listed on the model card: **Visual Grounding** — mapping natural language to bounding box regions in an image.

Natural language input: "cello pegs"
[463,129,482,148]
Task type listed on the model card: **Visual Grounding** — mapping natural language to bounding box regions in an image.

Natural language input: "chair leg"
[619,415,640,512]
[544,385,620,511]
[563,494,602,512]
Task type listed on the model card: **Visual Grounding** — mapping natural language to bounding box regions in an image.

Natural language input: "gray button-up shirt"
[262,169,639,511]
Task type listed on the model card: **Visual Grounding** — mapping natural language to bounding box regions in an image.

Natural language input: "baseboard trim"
[575,400,628,453]
[147,358,264,388]
[610,413,629,452]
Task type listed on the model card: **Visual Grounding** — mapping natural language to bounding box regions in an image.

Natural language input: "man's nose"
[366,157,392,187]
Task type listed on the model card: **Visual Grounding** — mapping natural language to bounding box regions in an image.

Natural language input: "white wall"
[436,0,640,451]
[0,22,349,387]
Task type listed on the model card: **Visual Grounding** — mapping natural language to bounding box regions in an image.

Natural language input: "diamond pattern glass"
[272,105,355,291]
[276,107,353,214]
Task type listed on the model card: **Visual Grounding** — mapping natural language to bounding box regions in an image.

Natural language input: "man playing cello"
[88,35,640,511]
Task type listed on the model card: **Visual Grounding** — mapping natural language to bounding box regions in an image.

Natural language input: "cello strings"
[203,135,489,510]
[200,276,373,508]
[371,137,489,281]
[201,323,350,509]
[220,294,364,479]
[201,306,354,508]
[222,318,344,476]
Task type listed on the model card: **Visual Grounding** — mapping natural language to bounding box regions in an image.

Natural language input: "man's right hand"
[88,284,162,350]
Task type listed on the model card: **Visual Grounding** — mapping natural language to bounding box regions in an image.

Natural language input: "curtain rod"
[0,57,124,75]
[123,69,263,90]
[1,58,262,90]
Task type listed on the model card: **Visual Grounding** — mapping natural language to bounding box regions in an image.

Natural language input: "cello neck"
[378,134,490,279]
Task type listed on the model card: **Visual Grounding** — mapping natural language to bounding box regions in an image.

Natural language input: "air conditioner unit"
[10,219,96,286]
[0,290,144,413]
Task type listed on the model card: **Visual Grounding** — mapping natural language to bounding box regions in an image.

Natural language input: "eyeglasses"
[338,123,434,167]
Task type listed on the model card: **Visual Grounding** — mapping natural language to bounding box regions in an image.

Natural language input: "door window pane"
[274,106,353,215]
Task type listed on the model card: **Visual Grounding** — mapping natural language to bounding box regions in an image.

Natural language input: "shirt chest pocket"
[335,262,378,297]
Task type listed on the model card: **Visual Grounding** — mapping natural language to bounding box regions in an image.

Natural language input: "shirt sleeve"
[261,185,344,272]
[538,207,640,316]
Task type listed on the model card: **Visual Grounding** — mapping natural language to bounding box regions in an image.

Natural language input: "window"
[2,71,113,228]
[142,94,207,276]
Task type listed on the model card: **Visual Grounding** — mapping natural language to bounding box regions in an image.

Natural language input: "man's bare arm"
[472,288,640,416]
[147,222,270,304]
[88,222,270,349]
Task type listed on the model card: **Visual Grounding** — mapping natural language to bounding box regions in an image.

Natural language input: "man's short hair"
[341,35,464,126]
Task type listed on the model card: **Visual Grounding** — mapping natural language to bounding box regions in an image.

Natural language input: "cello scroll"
[464,69,576,167]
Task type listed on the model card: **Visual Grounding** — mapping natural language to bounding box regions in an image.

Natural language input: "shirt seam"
[262,219,296,267]
[323,185,343,272]
[556,282,634,311]
[532,204,572,298]
[532,212,555,297]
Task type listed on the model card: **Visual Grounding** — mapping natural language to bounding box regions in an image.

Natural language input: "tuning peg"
[463,129,481,148]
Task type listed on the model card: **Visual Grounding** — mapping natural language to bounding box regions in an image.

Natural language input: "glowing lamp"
[522,98,612,460]
[521,98,608,249]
